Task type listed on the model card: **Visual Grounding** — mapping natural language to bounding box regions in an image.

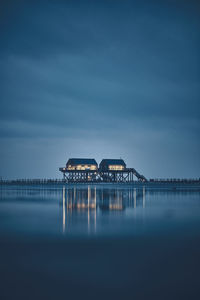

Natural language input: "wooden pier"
[59,158,147,183]
[1,158,199,186]
[0,178,200,187]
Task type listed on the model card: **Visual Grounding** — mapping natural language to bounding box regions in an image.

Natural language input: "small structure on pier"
[60,158,98,182]
[59,157,147,182]
[66,158,98,171]
[99,159,126,171]
[99,158,146,182]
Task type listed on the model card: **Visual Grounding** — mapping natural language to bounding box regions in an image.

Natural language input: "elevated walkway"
[59,167,147,182]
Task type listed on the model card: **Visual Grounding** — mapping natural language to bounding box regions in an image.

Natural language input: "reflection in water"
[1,186,200,300]
[134,188,136,208]
[62,187,65,233]
[94,187,96,232]
[143,187,145,208]
[62,186,146,234]
[88,186,90,232]
[0,186,199,238]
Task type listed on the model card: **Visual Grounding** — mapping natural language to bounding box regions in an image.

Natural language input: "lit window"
[108,165,124,170]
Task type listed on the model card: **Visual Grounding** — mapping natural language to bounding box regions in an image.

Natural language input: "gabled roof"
[66,158,97,165]
[100,159,126,166]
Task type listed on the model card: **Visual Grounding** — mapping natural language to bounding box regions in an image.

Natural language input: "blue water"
[0,185,200,299]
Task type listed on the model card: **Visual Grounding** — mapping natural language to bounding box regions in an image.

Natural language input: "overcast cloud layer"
[0,0,199,179]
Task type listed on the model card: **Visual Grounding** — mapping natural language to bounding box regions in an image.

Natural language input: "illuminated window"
[90,165,97,170]
[67,165,75,170]
[67,164,97,170]
[108,165,124,170]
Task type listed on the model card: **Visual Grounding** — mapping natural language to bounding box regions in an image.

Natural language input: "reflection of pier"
[62,186,97,233]
[100,189,124,211]
[62,186,146,233]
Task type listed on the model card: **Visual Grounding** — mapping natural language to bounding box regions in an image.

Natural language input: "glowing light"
[109,204,123,210]
[62,187,65,233]
[143,187,145,208]
[94,187,96,232]
[108,165,124,170]
[88,186,90,232]
[134,188,136,208]
[67,164,97,171]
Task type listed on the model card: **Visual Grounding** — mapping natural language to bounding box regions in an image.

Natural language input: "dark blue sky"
[0,0,199,179]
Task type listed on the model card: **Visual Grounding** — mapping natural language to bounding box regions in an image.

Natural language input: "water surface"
[0,184,200,299]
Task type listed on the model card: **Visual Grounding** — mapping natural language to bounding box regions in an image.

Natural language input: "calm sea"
[0,184,200,299]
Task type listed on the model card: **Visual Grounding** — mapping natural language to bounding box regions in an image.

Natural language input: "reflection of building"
[64,187,97,210]
[99,189,124,211]
[62,186,146,233]
[62,186,97,233]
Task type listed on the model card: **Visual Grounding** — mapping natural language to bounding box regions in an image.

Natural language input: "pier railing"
[0,178,200,185]
[149,178,200,183]
[0,179,66,185]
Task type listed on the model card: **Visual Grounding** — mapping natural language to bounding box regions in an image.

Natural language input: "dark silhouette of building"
[66,158,98,171]
[99,159,126,171]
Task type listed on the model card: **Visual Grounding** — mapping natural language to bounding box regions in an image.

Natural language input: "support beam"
[59,167,147,183]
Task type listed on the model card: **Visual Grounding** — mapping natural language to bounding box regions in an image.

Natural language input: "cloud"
[0,0,199,177]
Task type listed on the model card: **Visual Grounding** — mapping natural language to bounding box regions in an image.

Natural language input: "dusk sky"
[0,0,199,179]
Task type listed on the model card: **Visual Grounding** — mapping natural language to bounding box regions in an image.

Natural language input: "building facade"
[99,159,126,171]
[66,158,98,171]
